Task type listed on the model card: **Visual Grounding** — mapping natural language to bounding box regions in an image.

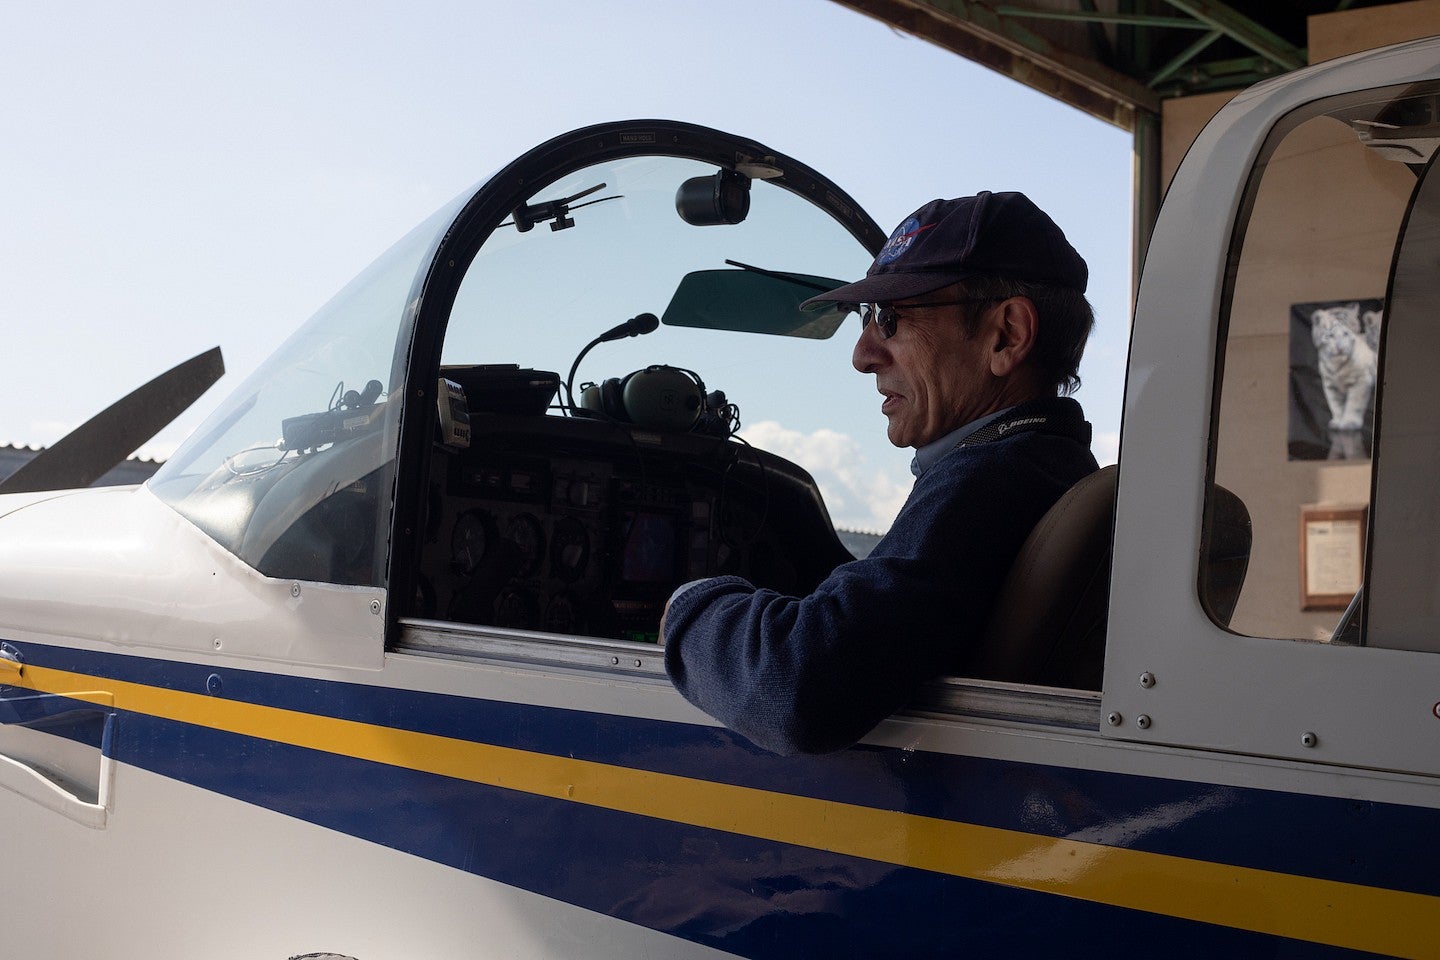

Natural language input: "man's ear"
[988,296,1039,378]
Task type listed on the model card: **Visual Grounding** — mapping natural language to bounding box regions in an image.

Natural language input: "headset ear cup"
[601,376,629,421]
[621,366,704,430]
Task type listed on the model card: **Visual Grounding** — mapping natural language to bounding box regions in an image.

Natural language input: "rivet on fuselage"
[1302,732,1318,748]
[1139,672,1155,688]
[1136,714,1152,729]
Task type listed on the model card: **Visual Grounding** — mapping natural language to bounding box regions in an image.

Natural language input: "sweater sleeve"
[662,437,1087,755]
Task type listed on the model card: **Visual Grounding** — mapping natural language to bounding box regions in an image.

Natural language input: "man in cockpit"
[660,191,1099,755]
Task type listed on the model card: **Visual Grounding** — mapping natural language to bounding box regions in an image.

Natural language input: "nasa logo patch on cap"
[800,191,1088,308]
[876,217,934,266]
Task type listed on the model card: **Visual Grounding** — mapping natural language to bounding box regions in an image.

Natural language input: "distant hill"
[836,528,882,559]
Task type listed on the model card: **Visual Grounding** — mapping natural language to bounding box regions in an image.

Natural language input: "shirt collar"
[909,406,1015,477]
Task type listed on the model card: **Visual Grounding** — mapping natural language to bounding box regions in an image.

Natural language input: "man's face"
[851,291,1001,448]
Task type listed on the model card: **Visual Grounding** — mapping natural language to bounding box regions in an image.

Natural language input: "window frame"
[386,120,885,651]
[1103,46,1440,777]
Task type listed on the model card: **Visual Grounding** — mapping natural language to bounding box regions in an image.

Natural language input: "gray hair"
[955,276,1095,395]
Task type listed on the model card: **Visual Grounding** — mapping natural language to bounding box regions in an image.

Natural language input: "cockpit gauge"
[543,593,578,633]
[550,516,590,581]
[450,509,494,575]
[495,588,539,629]
[505,513,546,577]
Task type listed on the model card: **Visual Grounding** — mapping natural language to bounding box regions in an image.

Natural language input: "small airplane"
[4,35,1440,960]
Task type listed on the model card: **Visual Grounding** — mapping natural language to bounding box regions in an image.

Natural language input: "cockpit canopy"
[149,122,883,593]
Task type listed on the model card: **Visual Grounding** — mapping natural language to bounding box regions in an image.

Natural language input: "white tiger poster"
[1288,298,1383,460]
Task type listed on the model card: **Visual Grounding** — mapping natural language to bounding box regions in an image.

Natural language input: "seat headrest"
[967,465,1252,691]
[968,465,1117,689]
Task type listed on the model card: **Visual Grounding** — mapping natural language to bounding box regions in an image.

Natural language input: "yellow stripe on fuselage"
[15,664,1439,958]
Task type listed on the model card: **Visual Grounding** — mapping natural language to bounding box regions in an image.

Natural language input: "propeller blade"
[0,346,225,495]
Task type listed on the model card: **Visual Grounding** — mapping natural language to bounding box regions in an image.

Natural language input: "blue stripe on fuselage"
[108,703,1389,960]
[10,639,1439,907]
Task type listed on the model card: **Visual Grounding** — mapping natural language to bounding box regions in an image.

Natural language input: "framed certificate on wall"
[1300,505,1367,610]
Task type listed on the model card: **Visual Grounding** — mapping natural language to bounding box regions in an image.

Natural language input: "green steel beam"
[994,8,1212,31]
[833,0,1313,123]
[830,0,1161,129]
[1181,52,1291,82]
[1078,0,1116,67]
[1160,0,1306,70]
[1133,108,1161,297]
[1118,0,1150,94]
[1148,29,1223,87]
[1149,53,1291,95]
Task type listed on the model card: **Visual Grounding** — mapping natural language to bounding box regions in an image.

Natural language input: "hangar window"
[1206,80,1440,650]
[412,155,883,643]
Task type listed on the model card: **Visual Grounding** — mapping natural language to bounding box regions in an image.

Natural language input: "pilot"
[660,191,1099,755]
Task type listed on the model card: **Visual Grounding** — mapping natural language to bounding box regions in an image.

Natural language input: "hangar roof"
[830,1,1396,129]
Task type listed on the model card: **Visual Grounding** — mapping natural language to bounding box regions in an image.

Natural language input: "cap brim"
[800,271,968,310]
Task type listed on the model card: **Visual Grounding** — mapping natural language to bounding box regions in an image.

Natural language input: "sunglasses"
[858,297,1001,339]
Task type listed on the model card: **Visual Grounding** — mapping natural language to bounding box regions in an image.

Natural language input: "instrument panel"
[417,413,852,643]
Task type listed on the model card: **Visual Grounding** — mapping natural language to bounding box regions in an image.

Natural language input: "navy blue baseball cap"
[803,191,1088,307]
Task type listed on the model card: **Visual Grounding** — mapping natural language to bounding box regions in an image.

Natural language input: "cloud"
[740,421,1119,531]
[132,439,182,463]
[1093,431,1119,466]
[740,420,912,532]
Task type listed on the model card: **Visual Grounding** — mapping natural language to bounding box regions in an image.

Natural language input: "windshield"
[442,156,882,526]
[149,198,462,586]
[415,153,883,640]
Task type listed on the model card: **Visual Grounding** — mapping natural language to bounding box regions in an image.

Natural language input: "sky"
[0,0,1133,532]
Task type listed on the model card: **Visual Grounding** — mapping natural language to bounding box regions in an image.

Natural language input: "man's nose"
[852,319,886,373]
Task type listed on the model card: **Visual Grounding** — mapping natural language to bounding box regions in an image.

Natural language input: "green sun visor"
[661,262,853,340]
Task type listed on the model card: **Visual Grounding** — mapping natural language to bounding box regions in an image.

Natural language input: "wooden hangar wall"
[1171,1,1440,640]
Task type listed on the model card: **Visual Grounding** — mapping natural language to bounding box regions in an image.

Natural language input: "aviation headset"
[578,365,734,436]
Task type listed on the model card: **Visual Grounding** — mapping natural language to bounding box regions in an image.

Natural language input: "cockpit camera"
[675,169,751,226]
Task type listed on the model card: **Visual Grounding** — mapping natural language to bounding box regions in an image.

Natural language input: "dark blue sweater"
[662,397,1098,755]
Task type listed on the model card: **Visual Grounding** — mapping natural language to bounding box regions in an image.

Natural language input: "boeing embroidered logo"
[876,217,936,265]
[997,416,1047,435]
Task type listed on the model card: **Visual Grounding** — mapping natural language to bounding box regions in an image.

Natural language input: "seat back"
[970,465,1251,690]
